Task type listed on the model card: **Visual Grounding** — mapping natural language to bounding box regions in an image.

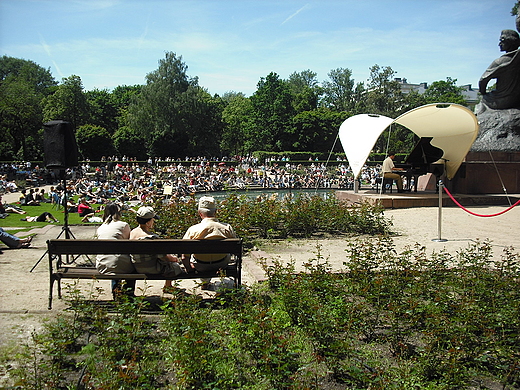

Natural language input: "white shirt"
[381,156,395,174]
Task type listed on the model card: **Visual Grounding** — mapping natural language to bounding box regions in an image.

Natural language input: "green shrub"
[7,239,519,389]
[149,193,391,241]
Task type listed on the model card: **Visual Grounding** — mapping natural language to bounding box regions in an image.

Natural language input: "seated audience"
[77,197,95,217]
[34,188,51,203]
[0,196,26,215]
[181,196,237,290]
[130,206,184,293]
[95,203,136,298]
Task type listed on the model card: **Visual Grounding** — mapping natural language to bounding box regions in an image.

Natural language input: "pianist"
[382,152,404,193]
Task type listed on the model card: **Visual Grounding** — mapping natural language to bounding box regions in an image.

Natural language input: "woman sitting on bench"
[130,206,184,294]
[95,203,136,298]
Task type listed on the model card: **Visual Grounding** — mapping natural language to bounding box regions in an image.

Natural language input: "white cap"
[198,196,216,212]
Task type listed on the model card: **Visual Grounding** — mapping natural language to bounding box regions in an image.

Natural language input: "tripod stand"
[30,175,85,272]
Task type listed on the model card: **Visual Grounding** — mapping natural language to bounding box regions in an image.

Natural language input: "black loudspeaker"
[43,120,79,168]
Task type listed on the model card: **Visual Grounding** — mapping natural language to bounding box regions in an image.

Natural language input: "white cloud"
[281,3,311,25]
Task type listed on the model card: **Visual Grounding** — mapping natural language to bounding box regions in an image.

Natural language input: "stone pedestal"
[471,106,520,152]
[449,152,520,194]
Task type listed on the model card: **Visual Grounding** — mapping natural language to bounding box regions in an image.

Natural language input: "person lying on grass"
[0,196,26,215]
[20,211,59,223]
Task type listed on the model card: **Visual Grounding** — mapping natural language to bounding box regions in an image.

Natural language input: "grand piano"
[395,137,445,192]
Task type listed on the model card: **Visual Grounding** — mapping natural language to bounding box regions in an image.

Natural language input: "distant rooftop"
[394,78,479,107]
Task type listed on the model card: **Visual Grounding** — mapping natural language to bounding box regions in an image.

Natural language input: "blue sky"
[0,0,517,96]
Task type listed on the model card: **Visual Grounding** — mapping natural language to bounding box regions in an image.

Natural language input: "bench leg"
[48,276,63,309]
[49,275,56,310]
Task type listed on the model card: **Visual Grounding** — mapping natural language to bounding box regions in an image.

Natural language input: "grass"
[0,197,98,229]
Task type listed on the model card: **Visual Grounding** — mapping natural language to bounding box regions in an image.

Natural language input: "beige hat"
[136,206,159,219]
[198,196,216,211]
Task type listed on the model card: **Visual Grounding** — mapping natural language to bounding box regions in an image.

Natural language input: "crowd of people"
[1,156,392,216]
[74,157,385,200]
[0,156,391,250]
[2,157,388,201]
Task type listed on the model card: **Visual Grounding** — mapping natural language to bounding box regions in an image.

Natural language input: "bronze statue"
[479,29,520,110]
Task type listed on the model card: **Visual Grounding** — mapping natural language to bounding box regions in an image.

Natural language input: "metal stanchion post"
[432,180,447,242]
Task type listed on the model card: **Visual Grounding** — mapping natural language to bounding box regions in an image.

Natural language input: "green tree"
[0,55,57,95]
[287,70,321,112]
[42,75,88,130]
[221,93,253,156]
[291,108,348,151]
[0,77,43,160]
[422,77,467,106]
[85,88,118,133]
[352,82,367,114]
[111,84,142,109]
[181,86,224,157]
[76,124,115,160]
[362,65,410,153]
[110,84,142,129]
[320,68,356,112]
[126,52,223,158]
[363,65,404,117]
[249,72,295,152]
[402,90,427,111]
[113,125,146,160]
[0,56,56,160]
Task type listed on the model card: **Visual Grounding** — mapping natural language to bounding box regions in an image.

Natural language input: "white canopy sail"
[338,103,479,180]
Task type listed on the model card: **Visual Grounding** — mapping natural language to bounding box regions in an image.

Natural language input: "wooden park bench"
[47,238,242,309]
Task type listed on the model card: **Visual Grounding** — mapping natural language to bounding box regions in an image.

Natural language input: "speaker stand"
[30,177,92,272]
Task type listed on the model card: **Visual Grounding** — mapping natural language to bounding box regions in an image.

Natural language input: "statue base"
[449,151,520,194]
[471,104,520,152]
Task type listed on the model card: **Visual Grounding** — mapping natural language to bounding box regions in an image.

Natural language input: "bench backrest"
[47,238,242,256]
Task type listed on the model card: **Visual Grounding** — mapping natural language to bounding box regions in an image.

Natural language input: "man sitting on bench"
[181,196,237,290]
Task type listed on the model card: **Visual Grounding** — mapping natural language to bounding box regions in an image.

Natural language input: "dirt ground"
[0,201,519,368]
[257,204,520,272]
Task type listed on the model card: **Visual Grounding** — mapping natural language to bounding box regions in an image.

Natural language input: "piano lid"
[404,137,443,165]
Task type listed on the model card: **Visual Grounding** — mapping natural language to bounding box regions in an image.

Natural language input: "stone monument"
[452,13,520,195]
[472,28,520,151]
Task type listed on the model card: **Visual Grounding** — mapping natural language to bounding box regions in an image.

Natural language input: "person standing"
[181,196,237,290]
[95,203,136,298]
[381,152,404,193]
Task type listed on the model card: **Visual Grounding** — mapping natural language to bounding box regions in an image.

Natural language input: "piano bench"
[375,177,394,193]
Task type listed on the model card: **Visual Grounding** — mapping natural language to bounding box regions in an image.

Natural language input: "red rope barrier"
[443,186,520,217]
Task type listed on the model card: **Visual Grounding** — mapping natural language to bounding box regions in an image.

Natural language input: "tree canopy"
[0,52,471,161]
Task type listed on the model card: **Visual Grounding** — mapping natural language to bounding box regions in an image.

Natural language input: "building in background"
[395,78,480,110]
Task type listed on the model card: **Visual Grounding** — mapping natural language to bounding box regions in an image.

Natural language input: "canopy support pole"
[315,134,339,194]
[432,180,447,242]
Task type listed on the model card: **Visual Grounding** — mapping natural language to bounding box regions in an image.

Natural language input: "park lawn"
[0,196,95,229]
